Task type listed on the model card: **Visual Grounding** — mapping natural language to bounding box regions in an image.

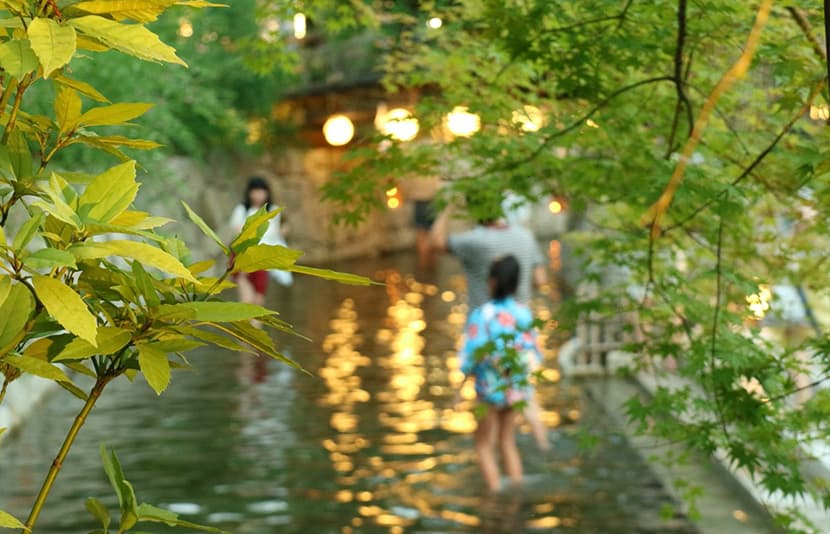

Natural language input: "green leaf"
[55,86,82,134]
[68,16,186,66]
[77,102,153,128]
[181,201,229,255]
[31,275,98,346]
[31,174,82,229]
[12,210,45,252]
[230,206,280,253]
[7,128,31,180]
[52,74,109,103]
[27,18,76,78]
[137,343,170,395]
[156,301,275,323]
[70,240,197,282]
[22,248,77,270]
[0,510,25,530]
[85,497,111,532]
[78,161,139,223]
[131,261,160,307]
[100,446,138,524]
[136,503,228,533]
[2,354,70,382]
[53,327,131,362]
[213,321,305,372]
[76,134,161,150]
[0,277,11,306]
[0,39,38,79]
[290,264,374,286]
[232,244,302,273]
[0,282,33,352]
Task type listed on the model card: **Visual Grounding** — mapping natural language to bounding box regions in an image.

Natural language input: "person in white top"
[229,177,291,309]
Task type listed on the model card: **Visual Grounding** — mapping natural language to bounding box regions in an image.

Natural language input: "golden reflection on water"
[314,266,576,532]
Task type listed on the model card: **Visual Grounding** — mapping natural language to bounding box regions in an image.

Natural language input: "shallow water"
[0,252,697,533]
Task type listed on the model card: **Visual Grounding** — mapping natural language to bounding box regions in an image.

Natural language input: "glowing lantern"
[548,200,563,214]
[427,17,443,29]
[386,187,402,209]
[377,107,419,142]
[323,115,354,146]
[445,106,480,137]
[512,105,545,132]
[178,18,193,38]
[294,13,307,40]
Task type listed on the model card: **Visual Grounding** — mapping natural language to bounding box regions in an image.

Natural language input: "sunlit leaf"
[70,240,197,282]
[12,211,45,252]
[31,275,98,346]
[77,102,153,128]
[137,343,170,395]
[78,161,139,223]
[27,18,76,77]
[0,510,25,529]
[53,327,131,362]
[289,264,374,286]
[0,282,33,352]
[136,503,228,533]
[52,74,109,103]
[156,301,275,323]
[0,39,38,79]
[73,0,176,23]
[68,16,186,66]
[231,244,302,273]
[230,206,280,253]
[2,354,70,382]
[55,86,82,135]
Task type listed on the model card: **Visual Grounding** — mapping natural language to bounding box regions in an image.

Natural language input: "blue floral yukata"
[460,297,542,408]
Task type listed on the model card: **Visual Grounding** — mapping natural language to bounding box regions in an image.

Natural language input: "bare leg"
[475,406,501,492]
[498,408,523,487]
[524,398,550,451]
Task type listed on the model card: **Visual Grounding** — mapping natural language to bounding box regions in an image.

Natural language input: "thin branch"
[710,207,731,443]
[787,6,827,61]
[470,76,675,180]
[644,0,775,234]
[664,80,825,232]
[765,376,830,403]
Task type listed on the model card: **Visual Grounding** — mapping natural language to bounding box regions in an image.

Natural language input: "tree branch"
[664,80,825,232]
[666,0,691,159]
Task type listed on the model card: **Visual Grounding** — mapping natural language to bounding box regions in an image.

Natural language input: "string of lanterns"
[321,104,547,146]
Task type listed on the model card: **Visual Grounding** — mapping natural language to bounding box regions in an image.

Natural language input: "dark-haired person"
[229,177,290,311]
[431,198,550,451]
[458,255,542,492]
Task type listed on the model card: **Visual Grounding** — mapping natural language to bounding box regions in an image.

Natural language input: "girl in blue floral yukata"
[458,255,542,492]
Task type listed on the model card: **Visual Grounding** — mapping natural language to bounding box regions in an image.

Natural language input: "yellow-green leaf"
[53,327,131,362]
[69,240,197,282]
[79,134,161,150]
[230,206,280,253]
[12,211,45,252]
[76,34,109,52]
[74,0,175,22]
[0,510,25,529]
[77,102,153,128]
[0,39,38,79]
[110,210,172,229]
[289,265,374,286]
[0,282,33,351]
[182,201,229,255]
[0,276,11,306]
[55,86,82,134]
[79,160,138,223]
[31,275,98,345]
[232,244,302,273]
[137,343,170,395]
[53,74,109,103]
[2,354,70,382]
[68,15,185,66]
[156,302,275,323]
[85,497,111,531]
[31,174,82,229]
[27,18,76,78]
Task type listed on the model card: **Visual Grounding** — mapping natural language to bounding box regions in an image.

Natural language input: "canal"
[0,251,761,533]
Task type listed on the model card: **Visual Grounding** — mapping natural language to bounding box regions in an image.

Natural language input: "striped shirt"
[448,225,545,310]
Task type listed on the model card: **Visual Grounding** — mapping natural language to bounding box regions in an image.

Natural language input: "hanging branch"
[665,0,693,159]
[643,0,774,236]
